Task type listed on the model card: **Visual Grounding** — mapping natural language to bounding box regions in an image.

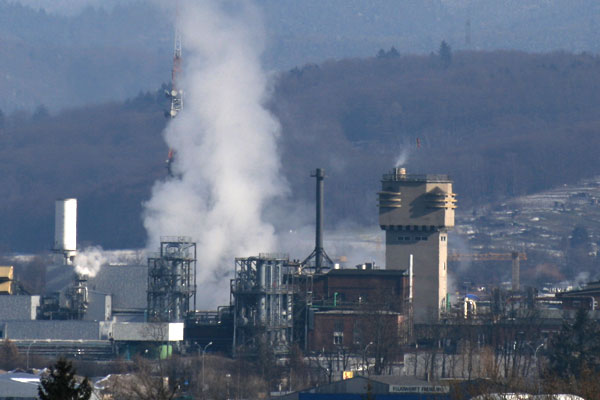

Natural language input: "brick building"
[306,269,409,352]
[311,269,408,309]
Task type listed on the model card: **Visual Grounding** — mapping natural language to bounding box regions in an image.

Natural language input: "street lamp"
[362,342,374,376]
[523,342,544,389]
[534,343,544,375]
[202,341,213,393]
[26,341,36,370]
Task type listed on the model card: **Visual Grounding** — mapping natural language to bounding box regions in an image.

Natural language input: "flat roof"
[323,269,407,277]
[382,173,452,183]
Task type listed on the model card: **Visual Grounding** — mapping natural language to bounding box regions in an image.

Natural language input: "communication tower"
[165,6,183,176]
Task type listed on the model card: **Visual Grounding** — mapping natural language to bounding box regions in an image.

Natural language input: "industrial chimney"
[54,198,77,265]
[302,168,333,273]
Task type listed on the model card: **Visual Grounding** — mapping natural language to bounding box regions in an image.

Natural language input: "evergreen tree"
[38,358,92,400]
[546,308,600,379]
[439,40,452,69]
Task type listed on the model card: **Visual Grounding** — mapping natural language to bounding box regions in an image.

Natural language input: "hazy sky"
[8,0,137,15]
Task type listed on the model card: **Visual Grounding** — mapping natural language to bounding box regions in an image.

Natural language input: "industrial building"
[4,164,586,376]
[0,201,185,360]
[274,375,452,400]
[231,254,297,355]
[378,167,456,323]
[0,166,453,363]
[147,237,197,322]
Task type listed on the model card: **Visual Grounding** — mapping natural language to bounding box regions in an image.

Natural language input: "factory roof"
[287,375,450,397]
[44,264,76,294]
[1,320,104,340]
[322,269,407,277]
[382,173,452,183]
[0,296,39,321]
[314,309,402,316]
[0,371,40,399]
[555,281,600,298]
[88,265,147,310]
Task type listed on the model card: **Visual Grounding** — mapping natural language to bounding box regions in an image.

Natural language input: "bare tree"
[0,339,22,370]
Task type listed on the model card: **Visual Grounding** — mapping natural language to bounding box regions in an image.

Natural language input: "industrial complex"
[1,165,596,374]
[1,11,599,400]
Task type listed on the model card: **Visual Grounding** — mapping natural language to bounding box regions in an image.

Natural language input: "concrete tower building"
[378,168,456,323]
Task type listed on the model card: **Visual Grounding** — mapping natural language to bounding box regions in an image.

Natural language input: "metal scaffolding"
[147,237,197,322]
[232,254,296,356]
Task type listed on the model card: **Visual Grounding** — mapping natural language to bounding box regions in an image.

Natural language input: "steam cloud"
[143,0,287,308]
[394,147,411,168]
[74,246,108,278]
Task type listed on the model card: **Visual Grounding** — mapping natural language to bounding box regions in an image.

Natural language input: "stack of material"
[0,266,13,295]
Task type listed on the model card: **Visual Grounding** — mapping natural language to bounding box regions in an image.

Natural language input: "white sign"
[389,385,450,394]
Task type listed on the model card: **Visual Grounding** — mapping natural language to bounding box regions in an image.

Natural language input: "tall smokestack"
[314,168,324,271]
[54,198,77,265]
[302,168,332,272]
[511,252,520,292]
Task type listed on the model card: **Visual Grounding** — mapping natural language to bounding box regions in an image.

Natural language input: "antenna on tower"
[165,2,183,177]
[465,17,471,48]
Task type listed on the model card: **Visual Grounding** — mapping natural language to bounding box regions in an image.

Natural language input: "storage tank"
[54,198,77,264]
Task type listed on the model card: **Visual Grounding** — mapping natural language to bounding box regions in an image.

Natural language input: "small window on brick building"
[333,332,343,345]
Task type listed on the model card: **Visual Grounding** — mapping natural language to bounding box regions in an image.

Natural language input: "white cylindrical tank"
[54,198,77,252]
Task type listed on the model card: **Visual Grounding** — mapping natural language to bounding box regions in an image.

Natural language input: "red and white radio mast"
[165,5,182,176]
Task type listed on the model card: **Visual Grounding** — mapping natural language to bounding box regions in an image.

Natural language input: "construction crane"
[448,252,527,262]
[165,4,183,177]
[448,252,526,292]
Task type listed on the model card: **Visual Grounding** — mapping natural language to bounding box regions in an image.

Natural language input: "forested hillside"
[2,0,600,112]
[274,50,600,220]
[2,50,600,252]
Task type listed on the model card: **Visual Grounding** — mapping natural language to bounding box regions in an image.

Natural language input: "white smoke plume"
[74,246,108,278]
[143,0,287,308]
[394,147,411,168]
